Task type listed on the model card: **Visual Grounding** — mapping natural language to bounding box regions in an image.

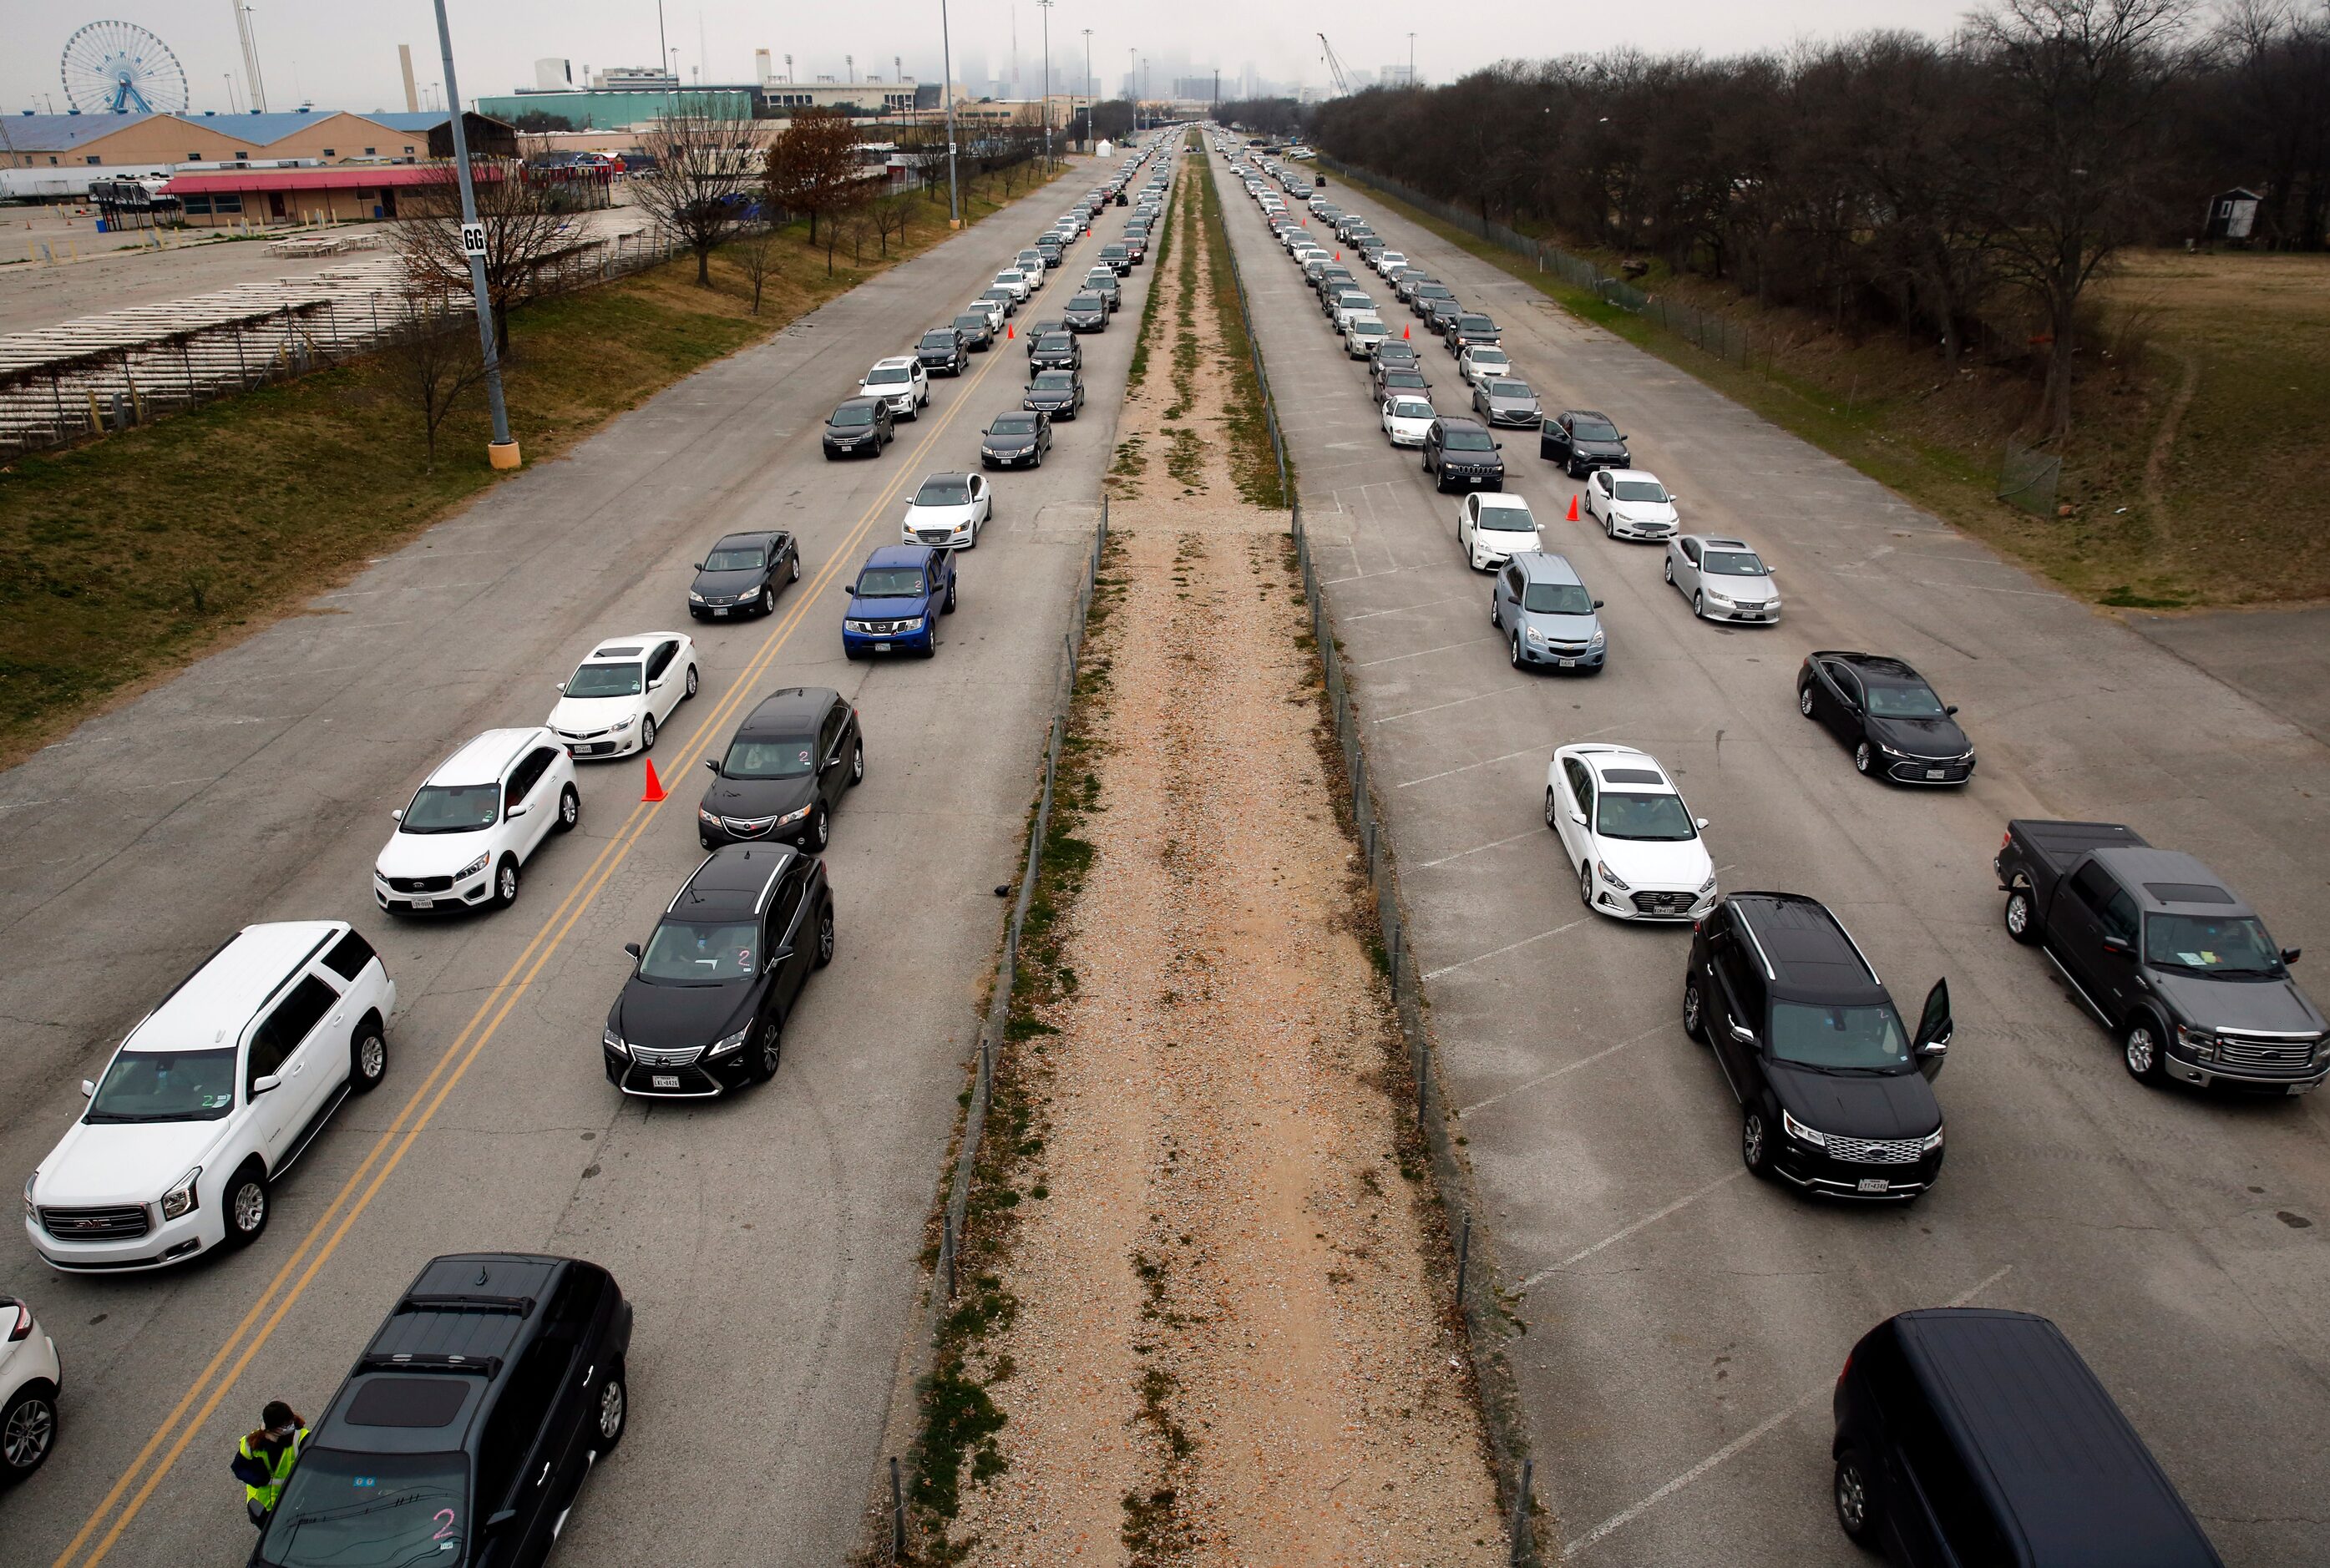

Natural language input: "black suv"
[251,1253,631,1568]
[1683,893,1953,1201]
[605,845,833,1095]
[1422,417,1506,493]
[698,687,862,852]
[1540,409,1629,476]
[822,397,894,459]
[687,529,799,621]
[1444,311,1501,354]
[915,327,969,377]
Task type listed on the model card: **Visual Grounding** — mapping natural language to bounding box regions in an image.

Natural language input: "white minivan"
[24,922,394,1272]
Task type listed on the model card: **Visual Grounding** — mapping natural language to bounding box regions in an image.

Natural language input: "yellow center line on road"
[53,323,1030,1568]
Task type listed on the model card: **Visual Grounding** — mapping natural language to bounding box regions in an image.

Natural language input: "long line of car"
[1216,129,2311,1567]
[8,139,1182,1545]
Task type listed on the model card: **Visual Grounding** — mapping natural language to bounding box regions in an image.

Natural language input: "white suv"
[375,728,580,914]
[1,1293,62,1483]
[858,357,929,419]
[24,922,394,1272]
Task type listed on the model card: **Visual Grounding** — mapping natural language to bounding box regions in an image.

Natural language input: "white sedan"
[1543,743,1715,921]
[901,471,994,549]
[1457,492,1542,571]
[1583,468,1681,542]
[1665,534,1783,623]
[859,357,929,419]
[547,633,700,757]
[1382,395,1436,447]
[1457,345,1512,386]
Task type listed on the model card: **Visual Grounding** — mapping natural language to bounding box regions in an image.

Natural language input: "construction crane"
[1317,33,1351,97]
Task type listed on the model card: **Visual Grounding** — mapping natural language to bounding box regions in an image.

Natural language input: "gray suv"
[1488,552,1607,671]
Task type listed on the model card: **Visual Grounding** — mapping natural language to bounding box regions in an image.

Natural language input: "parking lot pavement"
[1217,158,2330,1565]
[0,159,1157,1568]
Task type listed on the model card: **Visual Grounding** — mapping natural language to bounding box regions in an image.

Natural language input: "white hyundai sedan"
[1544,744,1715,921]
[547,634,699,758]
[1457,492,1542,571]
[901,471,994,549]
[1382,395,1436,448]
[375,728,580,914]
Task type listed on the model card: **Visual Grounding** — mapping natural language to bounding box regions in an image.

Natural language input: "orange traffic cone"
[641,759,667,803]
[1335,250,1341,260]
[1402,323,1411,340]
[1565,495,1581,523]
[1006,322,1016,340]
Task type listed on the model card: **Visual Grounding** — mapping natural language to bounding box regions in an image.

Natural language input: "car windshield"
[1864,680,1947,719]
[2144,913,2286,977]
[989,416,1037,436]
[1034,372,1076,389]
[981,290,1011,301]
[919,333,956,349]
[1071,295,1103,309]
[1573,418,1620,441]
[1418,286,1453,300]
[1704,550,1767,576]
[400,783,499,833]
[722,734,816,779]
[915,478,972,505]
[703,546,765,571]
[1384,372,1427,390]
[1613,480,1669,503]
[565,662,644,699]
[865,366,909,385]
[855,568,927,599]
[1596,792,1696,841]
[1491,382,1532,399]
[1460,316,1495,331]
[1441,427,1495,453]
[1038,335,1073,350]
[86,1048,238,1123]
[639,919,758,984]
[1769,1002,1913,1072]
[831,405,874,427]
[1380,344,1416,361]
[1391,400,1433,419]
[953,316,986,332]
[1469,352,1509,368]
[1478,504,1537,532]
[1523,582,1593,615]
[257,1449,469,1568]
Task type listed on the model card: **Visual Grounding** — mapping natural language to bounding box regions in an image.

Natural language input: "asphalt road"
[1214,149,2330,1565]
[0,154,1165,1567]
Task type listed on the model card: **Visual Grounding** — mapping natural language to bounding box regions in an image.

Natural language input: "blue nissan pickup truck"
[841,544,956,659]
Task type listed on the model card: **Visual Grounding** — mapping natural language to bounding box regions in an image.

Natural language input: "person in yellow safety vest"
[232,1401,308,1527]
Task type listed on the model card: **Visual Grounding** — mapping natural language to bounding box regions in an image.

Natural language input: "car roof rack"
[357,1351,504,1376]
[397,1292,536,1318]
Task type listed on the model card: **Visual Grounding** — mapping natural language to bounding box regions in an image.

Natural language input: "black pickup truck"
[1994,820,2326,1093]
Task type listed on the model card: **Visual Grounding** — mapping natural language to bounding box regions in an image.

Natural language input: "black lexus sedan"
[1024,320,1066,359]
[822,397,894,459]
[605,845,833,1095]
[1540,409,1630,476]
[1796,653,1977,784]
[1684,892,1953,1201]
[1024,369,1086,420]
[687,529,800,620]
[916,326,969,377]
[951,311,995,352]
[697,687,862,852]
[1063,293,1109,333]
[1030,332,1083,372]
[980,410,1051,469]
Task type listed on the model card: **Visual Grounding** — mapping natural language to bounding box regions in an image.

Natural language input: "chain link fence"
[1995,441,2063,515]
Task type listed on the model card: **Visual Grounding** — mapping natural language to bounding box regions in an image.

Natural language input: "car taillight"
[1837,1350,1852,1387]
[2000,831,2013,850]
[6,1300,31,1342]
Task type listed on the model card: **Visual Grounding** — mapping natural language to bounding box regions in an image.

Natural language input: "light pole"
[1407,33,1416,88]
[656,0,670,83]
[1037,0,1051,169]
[1081,28,1092,149]
[431,0,516,467]
[1127,48,1136,129]
[939,0,961,225]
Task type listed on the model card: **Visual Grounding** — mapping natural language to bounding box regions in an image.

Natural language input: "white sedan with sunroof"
[1457,344,1513,386]
[901,472,993,549]
[1544,743,1716,921]
[547,634,700,758]
[1381,396,1436,447]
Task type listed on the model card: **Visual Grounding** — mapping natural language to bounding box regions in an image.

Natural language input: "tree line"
[1291,0,2330,434]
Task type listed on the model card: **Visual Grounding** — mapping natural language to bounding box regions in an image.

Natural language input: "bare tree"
[767,109,867,243]
[820,193,869,275]
[733,224,781,314]
[396,161,569,359]
[382,289,488,473]
[871,194,910,256]
[628,105,764,286]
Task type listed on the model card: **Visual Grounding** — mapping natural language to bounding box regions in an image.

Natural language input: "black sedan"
[698,687,861,852]
[1024,320,1066,358]
[822,397,894,459]
[1030,332,1083,372]
[951,311,995,352]
[1063,293,1109,332]
[1024,369,1086,420]
[1796,652,1977,785]
[606,844,833,1095]
[1540,408,1630,476]
[688,529,800,620]
[916,327,969,377]
[1375,367,1431,402]
[980,410,1051,469]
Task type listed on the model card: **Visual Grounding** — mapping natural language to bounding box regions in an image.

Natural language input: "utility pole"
[1081,28,1092,149]
[1127,48,1135,129]
[431,0,516,468]
[940,0,962,226]
[1037,0,1052,169]
[656,0,669,83]
[1408,33,1416,87]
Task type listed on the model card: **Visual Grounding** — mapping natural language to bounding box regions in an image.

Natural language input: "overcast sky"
[8,1,1979,116]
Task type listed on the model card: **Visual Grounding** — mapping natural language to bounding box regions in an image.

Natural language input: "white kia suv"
[0,1292,62,1483]
[375,729,580,914]
[1544,745,1716,921]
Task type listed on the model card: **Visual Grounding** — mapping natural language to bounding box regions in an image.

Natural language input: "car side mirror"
[692,562,705,570]
[1592,599,1606,609]
[81,1079,96,1098]
[648,676,666,690]
[2101,936,2132,957]
[1944,705,1960,716]
[1694,817,1710,831]
[555,681,566,693]
[391,808,403,822]
[771,944,796,964]
[506,804,529,819]
[252,1075,282,1096]
[1728,1023,1755,1045]
[623,941,642,959]
[704,757,720,773]
[2281,947,2302,964]
[1495,442,1505,450]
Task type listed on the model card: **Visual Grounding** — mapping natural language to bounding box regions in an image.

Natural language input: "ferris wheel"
[60,21,190,116]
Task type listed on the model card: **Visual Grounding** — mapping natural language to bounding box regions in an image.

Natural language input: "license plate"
[651,1075,681,1089]
[1927,769,1946,780]
[712,608,728,618]
[410,898,434,910]
[874,641,891,653]
[1558,659,1578,669]
[1857,1178,1890,1194]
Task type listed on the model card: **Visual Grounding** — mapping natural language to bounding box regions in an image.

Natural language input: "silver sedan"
[1664,534,1784,624]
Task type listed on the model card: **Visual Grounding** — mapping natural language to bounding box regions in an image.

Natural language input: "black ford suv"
[603,845,833,1095]
[1684,893,1953,1201]
[1995,820,2326,1092]
[697,688,863,853]
[251,1253,631,1568]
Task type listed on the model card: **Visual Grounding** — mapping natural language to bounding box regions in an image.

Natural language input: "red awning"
[159,164,503,195]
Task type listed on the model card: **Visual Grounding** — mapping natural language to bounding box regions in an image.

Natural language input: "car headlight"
[699,807,721,827]
[1588,630,1607,649]
[160,1165,202,1221]
[1527,628,1548,645]
[775,803,813,827]
[1920,1127,1945,1151]
[689,590,707,603]
[982,446,1002,457]
[603,1026,629,1059]
[1699,873,1718,895]
[707,1025,752,1060]
[1876,742,1912,760]
[1596,862,1629,892]
[455,853,490,881]
[899,617,926,633]
[2176,1024,2217,1060]
[373,867,390,884]
[23,1172,38,1221]
[1782,1109,1827,1147]
[1704,589,1734,606]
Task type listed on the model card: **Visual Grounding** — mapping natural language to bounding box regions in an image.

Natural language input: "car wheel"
[1741,1109,1775,1178]
[1853,741,1874,776]
[1543,787,1561,831]
[555,784,580,833]
[640,715,657,752]
[1799,685,1816,719]
[1511,629,1525,668]
[1694,591,1706,620]
[759,587,776,615]
[225,1159,269,1248]
[594,1362,628,1453]
[814,900,837,969]
[1578,860,1596,909]
[944,583,959,614]
[790,554,802,583]
[2003,880,2039,946]
[350,1017,387,1094]
[808,803,831,852]
[749,1021,783,1084]
[0,1384,58,1484]
[1489,594,1501,628]
[683,664,699,700]
[848,740,865,787]
[1682,977,1709,1043]
[1663,556,1674,584]
[1834,1453,1879,1545]
[2124,1019,2170,1087]
[493,856,520,910]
